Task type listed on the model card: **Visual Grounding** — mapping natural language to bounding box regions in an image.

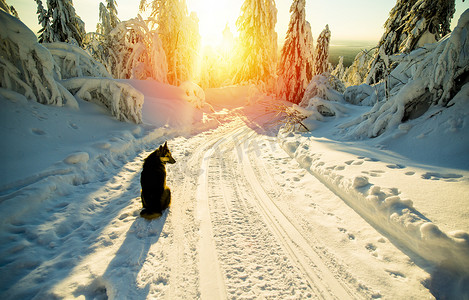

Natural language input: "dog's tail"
[140,208,162,220]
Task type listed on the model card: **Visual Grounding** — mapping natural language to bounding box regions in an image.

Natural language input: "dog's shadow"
[76,211,168,299]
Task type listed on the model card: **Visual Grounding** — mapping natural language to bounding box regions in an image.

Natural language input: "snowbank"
[179,81,206,109]
[278,129,469,275]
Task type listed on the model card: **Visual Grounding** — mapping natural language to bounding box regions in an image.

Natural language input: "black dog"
[140,142,176,219]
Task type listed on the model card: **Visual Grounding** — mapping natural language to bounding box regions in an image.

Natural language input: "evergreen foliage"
[35,0,86,47]
[234,0,278,87]
[366,0,456,85]
[139,0,200,85]
[312,24,331,76]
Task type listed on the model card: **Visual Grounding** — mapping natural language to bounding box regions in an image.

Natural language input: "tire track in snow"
[201,120,313,298]
[233,125,355,299]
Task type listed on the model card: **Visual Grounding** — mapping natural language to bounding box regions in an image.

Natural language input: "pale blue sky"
[8,0,468,46]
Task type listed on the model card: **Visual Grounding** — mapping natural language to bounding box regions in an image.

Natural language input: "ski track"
[1,113,431,299]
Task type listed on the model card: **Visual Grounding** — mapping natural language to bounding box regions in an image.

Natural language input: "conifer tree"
[0,0,18,18]
[35,0,86,47]
[277,0,314,103]
[366,0,455,85]
[312,24,331,76]
[234,0,278,85]
[139,0,200,85]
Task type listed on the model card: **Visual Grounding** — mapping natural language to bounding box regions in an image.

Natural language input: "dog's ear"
[164,141,168,149]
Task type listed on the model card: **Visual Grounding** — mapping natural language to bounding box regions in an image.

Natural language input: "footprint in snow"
[68,121,79,129]
[31,128,46,135]
[386,164,406,169]
[421,172,463,182]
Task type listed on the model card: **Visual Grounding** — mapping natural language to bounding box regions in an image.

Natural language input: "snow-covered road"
[1,108,434,299]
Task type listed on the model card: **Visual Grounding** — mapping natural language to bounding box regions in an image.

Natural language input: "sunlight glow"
[187,0,243,47]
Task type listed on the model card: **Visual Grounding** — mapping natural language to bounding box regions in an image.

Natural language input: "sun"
[187,0,243,47]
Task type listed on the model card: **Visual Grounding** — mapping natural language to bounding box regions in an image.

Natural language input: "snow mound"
[64,152,89,164]
[179,81,206,108]
[279,129,469,275]
[61,77,143,123]
[45,42,111,79]
[0,11,77,108]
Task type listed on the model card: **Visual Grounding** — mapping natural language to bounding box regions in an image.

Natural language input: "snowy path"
[1,110,433,299]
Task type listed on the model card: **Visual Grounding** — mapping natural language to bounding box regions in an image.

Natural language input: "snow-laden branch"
[0,11,77,108]
[45,42,111,79]
[60,77,143,124]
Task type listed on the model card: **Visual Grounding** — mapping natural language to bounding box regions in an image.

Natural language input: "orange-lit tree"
[234,0,278,88]
[139,0,200,86]
[277,0,314,103]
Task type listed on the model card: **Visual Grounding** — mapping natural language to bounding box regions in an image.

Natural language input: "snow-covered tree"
[0,11,77,107]
[343,49,374,86]
[366,0,456,85]
[233,0,278,86]
[97,0,119,36]
[331,56,345,80]
[35,0,86,47]
[139,0,200,85]
[277,0,313,103]
[0,0,18,18]
[312,24,331,76]
[104,15,168,81]
[341,8,469,139]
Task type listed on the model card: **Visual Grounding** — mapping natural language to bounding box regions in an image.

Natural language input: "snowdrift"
[279,129,469,275]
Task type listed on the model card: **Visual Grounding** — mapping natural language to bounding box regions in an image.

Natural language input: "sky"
[7,0,468,47]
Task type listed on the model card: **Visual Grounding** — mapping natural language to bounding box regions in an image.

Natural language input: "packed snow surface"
[1,79,468,299]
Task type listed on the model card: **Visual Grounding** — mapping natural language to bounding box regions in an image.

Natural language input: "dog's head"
[156,141,176,164]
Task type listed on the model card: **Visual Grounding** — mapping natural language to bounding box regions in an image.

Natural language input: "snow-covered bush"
[300,74,345,106]
[179,81,206,109]
[0,11,77,108]
[45,42,111,79]
[282,74,347,130]
[341,9,469,139]
[61,77,143,123]
[344,83,382,106]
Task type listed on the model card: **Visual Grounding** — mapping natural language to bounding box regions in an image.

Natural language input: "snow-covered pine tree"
[35,0,86,47]
[331,56,345,80]
[0,0,18,18]
[139,0,200,85]
[401,0,455,52]
[366,0,456,85]
[234,0,278,86]
[277,0,314,103]
[97,0,119,36]
[312,24,331,76]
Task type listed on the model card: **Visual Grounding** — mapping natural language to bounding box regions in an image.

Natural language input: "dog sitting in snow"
[140,142,176,219]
